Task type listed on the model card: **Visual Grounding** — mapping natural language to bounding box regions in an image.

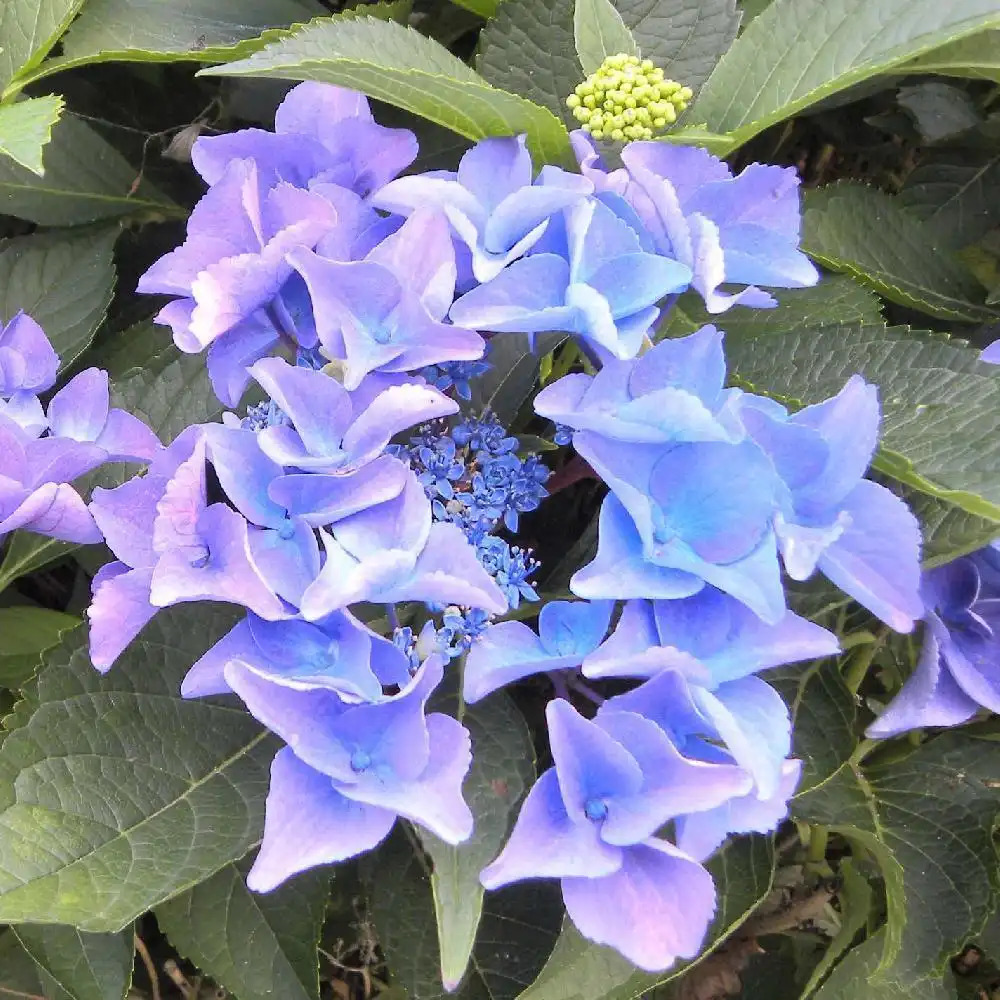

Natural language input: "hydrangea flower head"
[290,208,485,389]
[868,543,1000,738]
[191,83,418,198]
[451,196,692,360]
[481,699,750,970]
[567,54,693,142]
[373,135,591,283]
[574,136,819,313]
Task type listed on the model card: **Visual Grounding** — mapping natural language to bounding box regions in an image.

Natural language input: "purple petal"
[480,769,622,888]
[247,747,396,893]
[692,677,790,799]
[594,710,753,844]
[981,339,1000,364]
[206,319,281,408]
[676,759,803,862]
[866,614,982,738]
[547,699,644,821]
[570,494,705,601]
[248,519,321,606]
[45,368,110,442]
[1,482,101,542]
[89,476,165,569]
[561,839,715,971]
[538,600,613,658]
[96,409,161,462]
[270,455,410,527]
[203,425,285,527]
[818,479,923,633]
[0,312,59,393]
[150,503,286,619]
[87,564,157,672]
[181,617,255,698]
[342,714,474,844]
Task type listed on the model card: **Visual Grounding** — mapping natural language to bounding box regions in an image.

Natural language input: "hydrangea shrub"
[0,1,999,998]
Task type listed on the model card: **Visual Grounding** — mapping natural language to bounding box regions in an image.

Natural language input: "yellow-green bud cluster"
[566,54,693,142]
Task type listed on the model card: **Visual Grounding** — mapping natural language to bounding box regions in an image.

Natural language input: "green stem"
[807,825,830,864]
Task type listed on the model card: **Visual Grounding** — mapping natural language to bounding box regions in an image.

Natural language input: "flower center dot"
[584,798,608,822]
[350,749,372,773]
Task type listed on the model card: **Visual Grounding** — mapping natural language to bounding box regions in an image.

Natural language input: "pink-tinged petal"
[562,839,716,971]
[246,748,396,893]
[818,479,923,633]
[149,503,286,619]
[181,617,255,698]
[87,564,157,673]
[480,769,623,888]
[866,614,981,738]
[367,208,457,318]
[1,482,102,543]
[153,436,207,559]
[89,475,166,569]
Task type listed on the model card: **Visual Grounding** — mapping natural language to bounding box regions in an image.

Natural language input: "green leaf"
[7,925,133,1000]
[370,826,563,999]
[899,146,1000,249]
[517,835,776,1000]
[901,486,1000,567]
[0,227,118,370]
[801,860,874,998]
[615,0,741,92]
[0,607,79,689]
[690,0,1000,154]
[813,930,956,999]
[204,14,574,166]
[767,658,857,794]
[900,29,1000,83]
[0,95,63,174]
[0,113,178,226]
[573,0,637,75]
[449,0,498,16]
[802,184,996,323]
[97,322,227,443]
[156,861,329,1000]
[472,332,565,427]
[737,0,773,25]
[660,276,884,340]
[726,322,1000,520]
[896,82,980,144]
[794,733,1000,984]
[0,0,86,93]
[32,0,322,80]
[0,606,277,930]
[416,692,536,990]
[476,0,580,127]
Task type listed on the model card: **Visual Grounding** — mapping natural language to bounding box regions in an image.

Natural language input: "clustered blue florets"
[25,82,938,974]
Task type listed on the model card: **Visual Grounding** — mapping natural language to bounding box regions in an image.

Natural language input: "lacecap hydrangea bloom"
[91,79,929,976]
[0,311,158,545]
